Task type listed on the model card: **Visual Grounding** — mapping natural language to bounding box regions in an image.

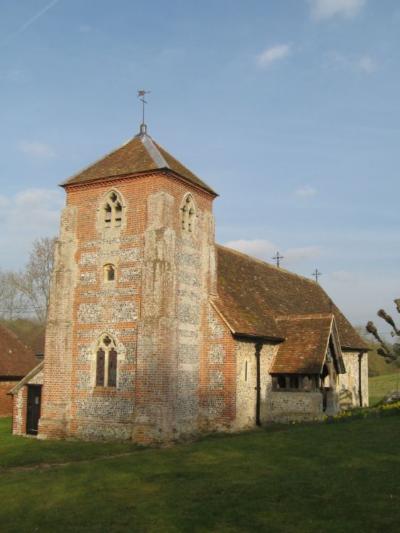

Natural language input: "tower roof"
[62,133,217,195]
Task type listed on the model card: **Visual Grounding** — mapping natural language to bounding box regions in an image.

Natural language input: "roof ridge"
[217,244,319,286]
[140,134,169,168]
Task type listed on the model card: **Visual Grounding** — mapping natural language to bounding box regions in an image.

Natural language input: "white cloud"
[0,188,63,268]
[284,246,321,262]
[224,239,320,265]
[327,51,378,75]
[309,0,366,21]
[295,185,317,198]
[19,141,55,159]
[256,44,291,69]
[225,239,277,259]
[357,55,377,74]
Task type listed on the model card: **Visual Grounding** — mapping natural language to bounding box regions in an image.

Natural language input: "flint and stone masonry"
[12,130,368,441]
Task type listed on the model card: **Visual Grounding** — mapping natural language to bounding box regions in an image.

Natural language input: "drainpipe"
[255,342,263,426]
[358,352,363,407]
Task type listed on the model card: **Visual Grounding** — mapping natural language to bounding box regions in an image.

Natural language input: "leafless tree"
[366,299,400,362]
[12,237,57,323]
[0,270,25,319]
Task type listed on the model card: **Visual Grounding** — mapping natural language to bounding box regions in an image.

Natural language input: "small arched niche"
[180,194,196,233]
[104,264,116,282]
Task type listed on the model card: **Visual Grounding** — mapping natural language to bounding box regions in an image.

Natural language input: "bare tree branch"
[366,299,400,362]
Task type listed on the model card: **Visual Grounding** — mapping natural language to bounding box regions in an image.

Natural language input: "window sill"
[272,389,318,393]
[92,386,118,395]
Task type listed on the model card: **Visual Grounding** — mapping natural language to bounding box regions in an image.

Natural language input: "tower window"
[181,194,195,233]
[95,334,118,387]
[103,191,124,228]
[104,264,116,282]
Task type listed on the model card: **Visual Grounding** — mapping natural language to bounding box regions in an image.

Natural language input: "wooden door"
[26,385,42,435]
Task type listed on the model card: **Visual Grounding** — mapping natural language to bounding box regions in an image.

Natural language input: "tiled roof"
[0,324,38,377]
[215,245,367,351]
[9,361,44,395]
[62,133,217,195]
[271,314,335,374]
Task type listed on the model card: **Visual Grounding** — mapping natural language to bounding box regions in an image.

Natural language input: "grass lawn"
[1,416,400,532]
[369,372,400,405]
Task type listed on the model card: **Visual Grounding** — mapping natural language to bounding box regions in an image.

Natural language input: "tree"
[0,270,25,320]
[366,299,400,362]
[12,237,57,323]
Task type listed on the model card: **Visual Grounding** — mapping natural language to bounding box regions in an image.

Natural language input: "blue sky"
[0,0,399,329]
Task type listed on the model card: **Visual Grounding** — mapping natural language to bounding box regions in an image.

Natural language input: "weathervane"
[312,268,322,283]
[272,251,284,268]
[137,89,151,134]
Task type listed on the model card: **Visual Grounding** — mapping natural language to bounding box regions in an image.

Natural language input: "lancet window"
[96,334,118,387]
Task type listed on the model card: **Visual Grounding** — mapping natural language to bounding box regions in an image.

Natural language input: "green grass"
[369,372,400,406]
[1,415,400,532]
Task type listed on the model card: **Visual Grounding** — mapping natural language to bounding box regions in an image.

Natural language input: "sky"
[0,0,399,331]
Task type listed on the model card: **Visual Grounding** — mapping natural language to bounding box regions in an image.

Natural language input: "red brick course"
[0,381,17,417]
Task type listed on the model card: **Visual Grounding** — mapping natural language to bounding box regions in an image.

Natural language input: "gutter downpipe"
[255,342,263,427]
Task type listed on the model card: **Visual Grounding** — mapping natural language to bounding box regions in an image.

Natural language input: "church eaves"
[62,132,217,196]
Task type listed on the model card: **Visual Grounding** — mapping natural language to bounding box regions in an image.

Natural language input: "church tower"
[39,117,218,442]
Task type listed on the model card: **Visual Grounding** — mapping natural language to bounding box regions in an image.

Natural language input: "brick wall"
[0,381,17,417]
[39,170,217,442]
[199,304,236,431]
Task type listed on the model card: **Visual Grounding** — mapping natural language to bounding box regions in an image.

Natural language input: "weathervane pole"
[137,89,151,135]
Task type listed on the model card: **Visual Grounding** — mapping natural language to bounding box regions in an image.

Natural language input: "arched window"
[104,264,116,282]
[103,191,123,228]
[181,194,195,233]
[96,334,118,387]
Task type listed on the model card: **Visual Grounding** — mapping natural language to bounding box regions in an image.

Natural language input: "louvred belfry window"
[103,191,124,229]
[95,335,118,387]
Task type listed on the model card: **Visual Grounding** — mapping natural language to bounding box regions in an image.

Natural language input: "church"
[11,117,368,442]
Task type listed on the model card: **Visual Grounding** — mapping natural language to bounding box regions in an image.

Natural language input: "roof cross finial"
[137,89,151,135]
[272,251,284,268]
[312,268,322,283]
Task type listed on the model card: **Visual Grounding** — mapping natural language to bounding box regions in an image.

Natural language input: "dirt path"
[0,450,140,474]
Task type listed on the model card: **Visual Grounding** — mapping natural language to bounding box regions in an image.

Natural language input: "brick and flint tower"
[38,120,218,442]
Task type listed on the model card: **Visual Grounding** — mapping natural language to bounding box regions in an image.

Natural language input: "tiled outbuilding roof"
[215,245,367,351]
[271,314,343,374]
[0,324,38,378]
[63,133,217,195]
